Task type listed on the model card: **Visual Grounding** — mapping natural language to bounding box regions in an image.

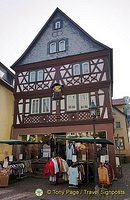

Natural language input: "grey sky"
[0,0,130,98]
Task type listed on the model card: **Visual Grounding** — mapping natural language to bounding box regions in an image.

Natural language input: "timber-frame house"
[11,8,115,170]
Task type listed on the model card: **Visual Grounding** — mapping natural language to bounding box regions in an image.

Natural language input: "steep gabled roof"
[112,105,127,117]
[11,7,112,68]
[112,98,126,106]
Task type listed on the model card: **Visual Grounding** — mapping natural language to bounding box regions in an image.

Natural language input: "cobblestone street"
[0,163,130,200]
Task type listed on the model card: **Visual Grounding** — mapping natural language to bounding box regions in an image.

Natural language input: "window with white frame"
[31,99,39,114]
[55,21,61,29]
[59,40,65,51]
[73,64,80,76]
[50,42,56,53]
[116,122,121,129]
[67,94,77,111]
[79,93,89,110]
[37,70,43,81]
[30,71,36,82]
[82,62,90,74]
[42,97,50,113]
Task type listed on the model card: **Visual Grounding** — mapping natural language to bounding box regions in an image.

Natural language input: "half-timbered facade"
[11,8,115,170]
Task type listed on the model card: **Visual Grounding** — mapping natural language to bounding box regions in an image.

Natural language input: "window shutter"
[56,40,59,52]
[47,42,50,54]
[60,20,63,28]
[39,98,42,114]
[52,22,55,30]
[29,99,31,114]
[65,38,69,51]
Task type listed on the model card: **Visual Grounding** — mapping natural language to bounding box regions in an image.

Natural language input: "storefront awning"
[0,140,42,145]
[56,137,114,145]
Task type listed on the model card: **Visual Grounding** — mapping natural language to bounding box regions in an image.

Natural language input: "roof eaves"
[112,105,127,117]
[0,62,15,77]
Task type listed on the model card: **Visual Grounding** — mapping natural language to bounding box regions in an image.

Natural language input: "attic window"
[55,21,61,29]
[50,42,56,53]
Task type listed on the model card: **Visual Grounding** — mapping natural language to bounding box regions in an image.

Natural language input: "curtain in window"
[82,62,89,74]
[37,70,43,81]
[79,93,89,110]
[50,42,56,53]
[30,71,35,82]
[32,99,39,114]
[42,98,50,113]
[73,64,80,75]
[67,95,76,111]
[59,40,65,51]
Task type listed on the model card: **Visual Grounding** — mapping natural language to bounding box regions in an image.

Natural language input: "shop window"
[116,122,121,129]
[42,97,51,113]
[37,70,44,81]
[50,42,56,53]
[31,99,39,114]
[29,71,36,82]
[115,137,125,150]
[59,40,65,51]
[79,93,89,110]
[67,94,77,111]
[82,62,90,74]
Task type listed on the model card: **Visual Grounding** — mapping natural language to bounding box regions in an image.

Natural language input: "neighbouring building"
[112,98,130,162]
[11,8,116,171]
[0,62,15,161]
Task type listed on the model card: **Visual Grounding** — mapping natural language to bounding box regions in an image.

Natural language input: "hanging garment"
[66,143,74,160]
[68,166,79,186]
[104,163,112,184]
[44,160,55,177]
[52,158,59,174]
[49,175,56,182]
[108,163,115,180]
[98,166,110,185]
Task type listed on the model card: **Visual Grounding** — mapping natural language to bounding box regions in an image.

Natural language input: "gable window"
[42,97,50,113]
[37,70,44,81]
[82,62,90,74]
[116,122,121,129]
[50,42,56,53]
[73,64,80,76]
[59,40,65,51]
[31,99,39,114]
[67,94,77,111]
[55,21,61,29]
[30,71,36,82]
[79,93,89,110]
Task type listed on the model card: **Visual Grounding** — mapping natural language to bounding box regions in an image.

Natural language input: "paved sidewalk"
[0,163,130,200]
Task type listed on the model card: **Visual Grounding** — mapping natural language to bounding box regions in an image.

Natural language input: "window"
[55,21,61,29]
[42,97,50,113]
[30,71,36,82]
[50,42,56,53]
[67,94,77,111]
[79,93,89,110]
[73,64,80,76]
[115,137,125,150]
[37,70,43,81]
[31,99,39,114]
[72,61,90,76]
[116,122,121,129]
[82,62,90,74]
[59,40,65,51]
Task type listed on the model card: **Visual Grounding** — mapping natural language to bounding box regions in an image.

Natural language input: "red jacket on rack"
[44,160,55,177]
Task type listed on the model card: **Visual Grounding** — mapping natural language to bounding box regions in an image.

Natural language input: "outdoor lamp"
[89,101,97,119]
[89,101,99,190]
